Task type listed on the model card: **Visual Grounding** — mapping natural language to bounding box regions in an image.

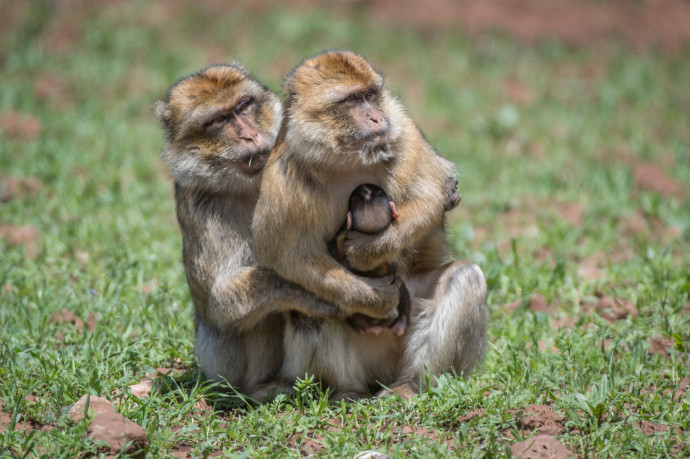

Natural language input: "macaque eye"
[342,93,359,103]
[364,90,377,101]
[235,97,254,113]
[212,114,228,124]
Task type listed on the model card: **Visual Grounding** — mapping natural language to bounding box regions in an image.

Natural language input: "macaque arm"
[207,265,346,331]
[345,147,450,272]
[252,164,399,319]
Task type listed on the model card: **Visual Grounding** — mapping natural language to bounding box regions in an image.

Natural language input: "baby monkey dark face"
[347,184,398,234]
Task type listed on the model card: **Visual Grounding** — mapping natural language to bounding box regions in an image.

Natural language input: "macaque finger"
[389,201,399,219]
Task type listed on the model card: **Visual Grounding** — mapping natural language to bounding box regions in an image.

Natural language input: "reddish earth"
[0,174,42,203]
[633,162,687,199]
[505,293,550,313]
[144,0,690,52]
[9,0,690,53]
[511,434,575,459]
[583,296,637,323]
[647,335,677,358]
[0,109,42,141]
[361,0,690,52]
[510,405,566,437]
[0,223,41,259]
[457,408,485,423]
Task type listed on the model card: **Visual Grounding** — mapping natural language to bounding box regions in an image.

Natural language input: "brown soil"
[363,0,690,52]
[0,223,41,259]
[0,174,42,203]
[0,109,42,141]
[510,404,566,437]
[458,408,485,423]
[647,335,677,358]
[16,0,688,54]
[506,294,551,313]
[633,162,687,199]
[636,420,670,435]
[583,296,637,323]
[511,434,576,459]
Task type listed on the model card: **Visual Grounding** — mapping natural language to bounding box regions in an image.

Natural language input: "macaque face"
[162,65,280,178]
[284,51,397,165]
[199,93,270,175]
[335,86,389,154]
[348,183,393,234]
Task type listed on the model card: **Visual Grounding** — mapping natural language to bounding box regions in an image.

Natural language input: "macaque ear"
[154,101,171,124]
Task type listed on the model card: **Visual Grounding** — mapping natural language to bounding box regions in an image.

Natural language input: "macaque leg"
[195,315,291,399]
[382,261,488,396]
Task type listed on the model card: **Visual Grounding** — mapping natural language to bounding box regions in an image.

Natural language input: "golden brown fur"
[252,51,488,397]
[156,63,344,399]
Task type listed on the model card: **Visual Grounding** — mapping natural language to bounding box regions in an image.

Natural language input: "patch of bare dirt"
[505,294,551,313]
[510,405,566,437]
[397,424,455,450]
[0,223,41,259]
[0,109,42,141]
[286,432,326,456]
[0,174,42,203]
[34,76,74,108]
[458,408,485,423]
[511,434,575,459]
[364,0,690,53]
[525,340,559,354]
[0,399,50,434]
[551,316,576,330]
[577,255,604,281]
[647,335,676,358]
[583,296,637,323]
[504,76,533,106]
[633,162,687,200]
[556,203,584,228]
[636,420,670,435]
[51,308,98,338]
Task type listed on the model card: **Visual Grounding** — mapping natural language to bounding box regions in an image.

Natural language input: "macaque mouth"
[360,126,388,143]
[236,149,269,174]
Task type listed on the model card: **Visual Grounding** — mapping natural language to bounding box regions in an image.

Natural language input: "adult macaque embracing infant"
[156,52,488,401]
[252,50,488,398]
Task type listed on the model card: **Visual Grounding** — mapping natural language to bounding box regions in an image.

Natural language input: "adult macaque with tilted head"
[252,50,488,398]
[155,63,346,400]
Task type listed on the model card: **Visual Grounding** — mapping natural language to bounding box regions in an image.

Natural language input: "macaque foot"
[333,391,371,402]
[249,381,295,402]
[375,382,418,400]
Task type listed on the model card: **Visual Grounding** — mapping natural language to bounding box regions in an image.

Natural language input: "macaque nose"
[367,108,382,125]
[235,118,267,148]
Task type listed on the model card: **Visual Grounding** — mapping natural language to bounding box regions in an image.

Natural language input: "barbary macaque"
[252,50,488,397]
[155,63,345,399]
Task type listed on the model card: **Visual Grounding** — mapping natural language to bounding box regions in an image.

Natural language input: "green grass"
[1,1,689,457]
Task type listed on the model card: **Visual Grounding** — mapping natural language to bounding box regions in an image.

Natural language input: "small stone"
[69,395,115,423]
[86,411,148,454]
[129,381,154,399]
[354,452,389,459]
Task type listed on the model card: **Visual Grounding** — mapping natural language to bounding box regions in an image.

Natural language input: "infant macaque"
[330,184,409,335]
